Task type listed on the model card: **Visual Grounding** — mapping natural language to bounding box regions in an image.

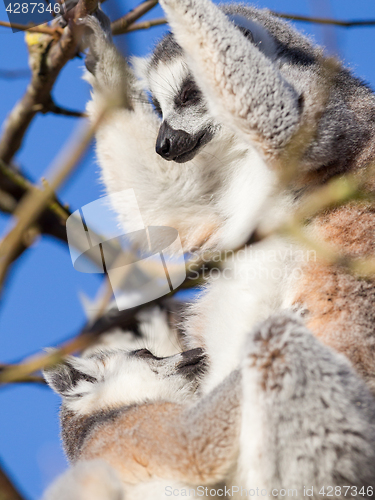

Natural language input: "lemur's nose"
[159,137,171,157]
[156,121,197,161]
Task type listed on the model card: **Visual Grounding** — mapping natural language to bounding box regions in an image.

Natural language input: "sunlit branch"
[111,0,158,35]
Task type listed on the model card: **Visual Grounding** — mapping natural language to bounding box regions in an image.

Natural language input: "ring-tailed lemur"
[44,313,375,499]
[84,0,375,398]
[44,0,375,496]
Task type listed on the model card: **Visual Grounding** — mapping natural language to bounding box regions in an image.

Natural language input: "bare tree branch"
[0,31,75,164]
[269,12,375,28]
[0,0,99,165]
[0,160,70,242]
[0,291,158,383]
[0,462,25,500]
[42,99,86,117]
[111,0,158,36]
[0,150,121,287]
[113,13,375,35]
[125,17,166,32]
[0,19,62,36]
[0,306,168,384]
[231,169,375,277]
[0,366,46,385]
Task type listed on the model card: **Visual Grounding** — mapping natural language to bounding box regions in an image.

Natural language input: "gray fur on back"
[242,312,375,495]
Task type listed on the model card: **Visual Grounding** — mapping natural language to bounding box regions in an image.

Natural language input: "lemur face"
[147,57,219,163]
[44,348,207,415]
[138,15,276,165]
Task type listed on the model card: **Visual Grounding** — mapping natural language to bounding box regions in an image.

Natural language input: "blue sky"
[1,0,375,498]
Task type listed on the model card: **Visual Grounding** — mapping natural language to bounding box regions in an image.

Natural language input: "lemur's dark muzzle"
[156,121,203,163]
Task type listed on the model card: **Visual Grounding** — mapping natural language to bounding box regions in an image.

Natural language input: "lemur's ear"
[43,355,97,396]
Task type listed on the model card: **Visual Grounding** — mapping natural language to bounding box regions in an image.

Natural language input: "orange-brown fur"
[292,203,375,392]
[313,203,375,258]
[77,399,239,486]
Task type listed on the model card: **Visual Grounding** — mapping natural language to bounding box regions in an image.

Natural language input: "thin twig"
[125,17,166,32]
[114,13,375,35]
[270,12,375,28]
[0,161,120,275]
[0,320,130,384]
[43,100,86,117]
[0,161,70,274]
[0,19,62,36]
[0,301,156,384]
[239,171,375,277]
[111,0,158,36]
[0,31,74,163]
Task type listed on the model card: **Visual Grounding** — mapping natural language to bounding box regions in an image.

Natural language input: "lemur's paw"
[81,9,112,75]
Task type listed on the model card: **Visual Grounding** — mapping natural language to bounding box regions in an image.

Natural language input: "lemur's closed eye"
[131,348,162,360]
[175,78,202,107]
[177,348,207,378]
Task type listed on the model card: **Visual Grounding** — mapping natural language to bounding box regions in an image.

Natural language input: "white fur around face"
[148,57,216,136]
[94,92,277,253]
[64,351,199,416]
[87,23,281,254]
[148,58,188,113]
